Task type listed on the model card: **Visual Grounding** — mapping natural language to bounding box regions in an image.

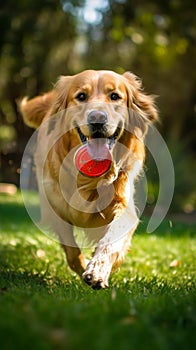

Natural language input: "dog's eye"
[110,92,121,101]
[76,92,87,102]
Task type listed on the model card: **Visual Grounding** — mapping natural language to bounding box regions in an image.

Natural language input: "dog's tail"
[19,91,55,129]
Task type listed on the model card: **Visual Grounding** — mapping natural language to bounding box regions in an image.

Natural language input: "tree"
[0,0,84,184]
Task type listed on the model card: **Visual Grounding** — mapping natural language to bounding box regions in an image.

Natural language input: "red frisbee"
[75,145,112,177]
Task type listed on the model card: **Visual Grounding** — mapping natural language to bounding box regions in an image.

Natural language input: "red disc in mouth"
[75,145,112,177]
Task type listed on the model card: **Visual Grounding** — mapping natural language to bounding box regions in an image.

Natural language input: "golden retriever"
[20,70,157,289]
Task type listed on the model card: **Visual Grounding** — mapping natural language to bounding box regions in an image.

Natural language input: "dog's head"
[52,70,158,161]
[20,69,158,173]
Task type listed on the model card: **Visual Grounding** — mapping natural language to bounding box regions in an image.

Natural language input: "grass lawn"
[0,192,195,350]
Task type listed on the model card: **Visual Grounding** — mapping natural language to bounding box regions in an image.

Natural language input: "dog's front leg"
[47,219,86,276]
[61,244,86,276]
[83,209,138,289]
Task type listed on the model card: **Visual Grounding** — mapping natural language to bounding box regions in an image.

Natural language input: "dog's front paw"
[82,271,109,290]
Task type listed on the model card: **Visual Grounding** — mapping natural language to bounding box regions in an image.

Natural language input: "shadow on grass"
[137,215,196,237]
[0,270,49,292]
[0,195,30,224]
[1,192,196,237]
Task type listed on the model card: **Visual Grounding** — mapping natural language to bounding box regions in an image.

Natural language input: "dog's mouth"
[76,124,122,161]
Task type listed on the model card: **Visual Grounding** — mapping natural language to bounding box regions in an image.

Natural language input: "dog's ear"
[52,75,73,112]
[123,72,158,137]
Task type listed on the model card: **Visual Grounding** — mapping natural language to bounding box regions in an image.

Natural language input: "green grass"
[0,192,195,350]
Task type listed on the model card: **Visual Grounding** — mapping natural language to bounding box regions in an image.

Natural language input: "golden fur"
[20,70,157,289]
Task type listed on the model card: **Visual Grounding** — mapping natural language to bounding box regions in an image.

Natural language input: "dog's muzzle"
[76,110,122,148]
[87,110,108,138]
[75,110,122,176]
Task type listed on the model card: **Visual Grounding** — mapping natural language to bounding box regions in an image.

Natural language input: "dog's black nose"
[87,110,108,125]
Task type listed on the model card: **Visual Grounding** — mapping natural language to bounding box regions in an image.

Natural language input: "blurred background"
[0,0,195,214]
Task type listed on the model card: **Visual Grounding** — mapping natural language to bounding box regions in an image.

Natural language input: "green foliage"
[0,192,196,349]
[145,141,196,212]
[167,142,196,212]
[0,0,83,102]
